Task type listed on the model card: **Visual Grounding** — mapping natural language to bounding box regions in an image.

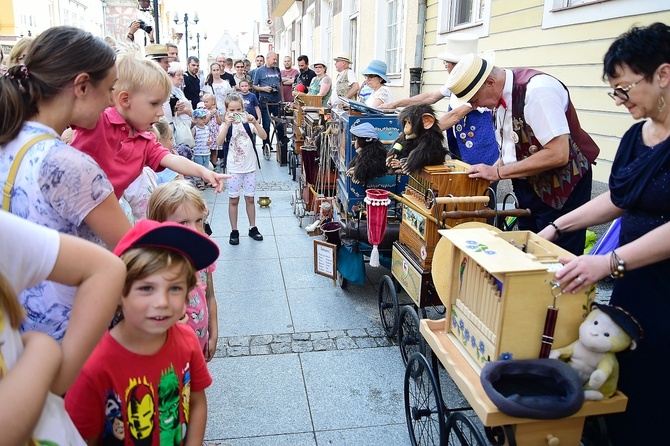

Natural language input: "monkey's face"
[403,119,417,140]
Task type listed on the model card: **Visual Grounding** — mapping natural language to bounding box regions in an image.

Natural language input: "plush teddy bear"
[549,303,643,400]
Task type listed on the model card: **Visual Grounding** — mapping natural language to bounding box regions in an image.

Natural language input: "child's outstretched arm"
[184,390,208,446]
[0,331,62,445]
[50,233,126,395]
[160,155,231,193]
[205,271,217,362]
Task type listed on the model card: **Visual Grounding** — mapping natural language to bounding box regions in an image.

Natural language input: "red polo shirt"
[71,107,169,198]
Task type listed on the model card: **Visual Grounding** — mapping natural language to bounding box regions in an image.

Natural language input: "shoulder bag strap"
[2,134,55,212]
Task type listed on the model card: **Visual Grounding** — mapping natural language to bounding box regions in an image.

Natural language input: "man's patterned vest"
[511,69,600,209]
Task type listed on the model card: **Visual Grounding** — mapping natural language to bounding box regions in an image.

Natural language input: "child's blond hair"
[201,93,216,105]
[0,272,24,329]
[152,117,172,142]
[146,180,207,224]
[120,248,196,298]
[115,53,171,99]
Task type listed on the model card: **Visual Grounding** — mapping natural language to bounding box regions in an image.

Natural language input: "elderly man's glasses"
[608,77,645,101]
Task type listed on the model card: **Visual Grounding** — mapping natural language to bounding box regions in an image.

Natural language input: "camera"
[270,85,279,94]
[137,20,153,34]
[233,112,248,124]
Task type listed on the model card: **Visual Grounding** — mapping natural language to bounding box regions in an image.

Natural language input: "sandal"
[197,183,206,191]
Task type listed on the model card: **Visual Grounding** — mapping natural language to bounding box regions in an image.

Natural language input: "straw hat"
[437,33,479,63]
[313,59,328,70]
[333,53,352,63]
[447,50,495,108]
[360,60,389,84]
[145,44,169,60]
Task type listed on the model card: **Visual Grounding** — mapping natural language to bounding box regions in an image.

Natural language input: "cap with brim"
[192,108,207,119]
[334,53,352,63]
[114,220,219,271]
[313,60,327,69]
[447,50,495,109]
[350,122,378,140]
[360,59,390,84]
[591,303,643,343]
[145,44,169,59]
[437,33,479,63]
[481,358,585,420]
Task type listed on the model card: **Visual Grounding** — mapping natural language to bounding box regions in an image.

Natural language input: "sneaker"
[249,226,263,241]
[229,230,239,245]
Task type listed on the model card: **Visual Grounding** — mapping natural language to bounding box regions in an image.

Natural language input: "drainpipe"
[410,0,427,97]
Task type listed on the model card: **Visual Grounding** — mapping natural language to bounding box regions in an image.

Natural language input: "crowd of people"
[0,18,668,445]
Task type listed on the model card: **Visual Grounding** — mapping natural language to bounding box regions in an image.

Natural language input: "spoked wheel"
[398,306,426,366]
[405,352,446,446]
[263,143,271,161]
[445,412,487,446]
[378,275,399,337]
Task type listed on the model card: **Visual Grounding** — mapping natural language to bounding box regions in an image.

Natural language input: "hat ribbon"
[456,59,488,98]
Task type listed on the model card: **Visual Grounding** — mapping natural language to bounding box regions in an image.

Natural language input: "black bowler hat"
[481,358,585,419]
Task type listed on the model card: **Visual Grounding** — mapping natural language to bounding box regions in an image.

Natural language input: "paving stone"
[374,337,394,347]
[250,335,273,346]
[228,346,250,357]
[273,334,292,343]
[270,343,292,354]
[228,336,251,347]
[328,330,346,339]
[366,326,387,337]
[292,332,311,341]
[292,340,314,353]
[313,339,337,351]
[346,328,368,338]
[335,337,357,350]
[354,337,378,349]
[310,331,330,341]
[250,345,272,355]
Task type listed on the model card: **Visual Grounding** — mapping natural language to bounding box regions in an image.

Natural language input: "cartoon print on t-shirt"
[125,377,155,444]
[104,391,125,444]
[158,365,181,445]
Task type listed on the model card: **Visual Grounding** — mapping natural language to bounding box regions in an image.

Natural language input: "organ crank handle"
[434,195,490,205]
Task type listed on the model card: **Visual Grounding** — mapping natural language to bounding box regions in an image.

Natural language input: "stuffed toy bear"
[386,104,450,174]
[549,303,643,400]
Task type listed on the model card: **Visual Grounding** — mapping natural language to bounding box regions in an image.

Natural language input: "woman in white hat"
[360,59,392,108]
[306,59,332,106]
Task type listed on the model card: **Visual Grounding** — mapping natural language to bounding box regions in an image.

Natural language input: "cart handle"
[434,196,490,205]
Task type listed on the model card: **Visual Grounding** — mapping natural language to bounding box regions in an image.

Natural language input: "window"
[435,0,491,43]
[322,0,332,65]
[385,0,404,76]
[542,0,667,29]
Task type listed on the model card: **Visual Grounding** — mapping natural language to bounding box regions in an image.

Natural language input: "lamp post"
[137,0,160,44]
[174,11,198,59]
[195,32,207,59]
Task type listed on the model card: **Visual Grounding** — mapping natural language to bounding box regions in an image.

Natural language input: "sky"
[164,0,265,58]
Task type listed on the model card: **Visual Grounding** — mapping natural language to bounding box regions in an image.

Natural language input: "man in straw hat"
[329,53,360,106]
[380,34,478,128]
[447,52,600,255]
[145,43,170,72]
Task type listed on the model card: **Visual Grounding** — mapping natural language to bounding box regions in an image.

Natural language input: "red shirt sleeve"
[180,325,212,392]
[145,136,170,172]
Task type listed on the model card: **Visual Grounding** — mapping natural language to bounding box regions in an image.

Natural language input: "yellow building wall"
[421,0,670,182]
[0,0,16,35]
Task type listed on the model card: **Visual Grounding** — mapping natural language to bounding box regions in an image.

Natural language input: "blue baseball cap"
[350,122,378,140]
[192,108,207,119]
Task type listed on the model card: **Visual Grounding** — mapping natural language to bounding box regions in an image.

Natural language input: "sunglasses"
[608,77,645,102]
[364,74,379,78]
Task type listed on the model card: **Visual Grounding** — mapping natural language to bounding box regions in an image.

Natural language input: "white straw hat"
[437,33,479,63]
[447,50,496,108]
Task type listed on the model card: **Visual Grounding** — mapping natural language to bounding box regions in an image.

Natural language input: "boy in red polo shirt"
[72,54,229,198]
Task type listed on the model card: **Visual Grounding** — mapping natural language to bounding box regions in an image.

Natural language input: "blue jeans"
[259,101,286,147]
[193,155,209,182]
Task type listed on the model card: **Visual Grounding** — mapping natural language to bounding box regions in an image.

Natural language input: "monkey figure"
[346,122,388,185]
[387,104,449,174]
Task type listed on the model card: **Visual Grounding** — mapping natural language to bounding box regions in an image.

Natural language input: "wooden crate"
[399,161,488,267]
[432,228,596,371]
[297,94,323,107]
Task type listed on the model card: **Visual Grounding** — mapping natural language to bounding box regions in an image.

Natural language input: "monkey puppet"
[387,104,449,174]
[346,122,388,185]
[549,303,643,401]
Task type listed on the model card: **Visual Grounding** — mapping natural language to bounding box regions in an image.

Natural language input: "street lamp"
[137,0,160,44]
[195,32,207,59]
[174,11,198,59]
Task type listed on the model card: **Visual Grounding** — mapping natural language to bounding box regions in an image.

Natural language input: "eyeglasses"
[364,74,378,78]
[608,77,645,101]
[17,55,26,62]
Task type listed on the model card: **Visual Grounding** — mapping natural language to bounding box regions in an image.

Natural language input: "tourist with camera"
[252,51,288,154]
[126,20,154,45]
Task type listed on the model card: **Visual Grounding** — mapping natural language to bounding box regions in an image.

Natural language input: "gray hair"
[167,61,184,75]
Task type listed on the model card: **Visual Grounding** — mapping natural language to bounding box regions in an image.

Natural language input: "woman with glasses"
[360,60,392,108]
[538,23,670,445]
[305,59,332,106]
[7,37,33,69]
[233,59,252,91]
